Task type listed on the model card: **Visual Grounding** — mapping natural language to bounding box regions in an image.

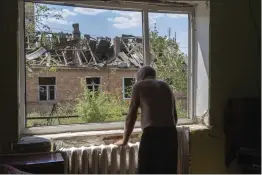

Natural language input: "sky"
[40,4,188,54]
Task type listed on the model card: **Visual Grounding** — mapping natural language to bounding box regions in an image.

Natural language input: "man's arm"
[122,83,140,145]
[169,85,178,125]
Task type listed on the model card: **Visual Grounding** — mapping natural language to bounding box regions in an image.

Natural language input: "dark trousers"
[137,126,178,174]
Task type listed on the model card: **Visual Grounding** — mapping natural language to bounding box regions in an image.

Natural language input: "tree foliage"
[25,2,62,35]
[150,29,188,94]
[25,3,63,72]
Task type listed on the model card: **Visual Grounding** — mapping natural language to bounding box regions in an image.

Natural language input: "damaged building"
[26,23,145,68]
[26,23,186,114]
[26,23,146,113]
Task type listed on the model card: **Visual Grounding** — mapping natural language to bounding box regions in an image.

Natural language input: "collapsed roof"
[26,23,147,69]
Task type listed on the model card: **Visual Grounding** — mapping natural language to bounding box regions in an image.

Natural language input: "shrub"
[75,89,129,123]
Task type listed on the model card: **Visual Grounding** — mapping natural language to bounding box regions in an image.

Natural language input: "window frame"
[85,76,102,93]
[122,77,136,100]
[19,0,196,135]
[38,77,57,102]
[38,85,56,101]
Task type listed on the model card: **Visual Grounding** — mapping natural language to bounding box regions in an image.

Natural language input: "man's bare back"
[133,79,177,129]
[116,66,178,145]
[115,66,178,173]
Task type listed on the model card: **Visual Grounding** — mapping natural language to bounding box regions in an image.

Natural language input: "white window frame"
[85,76,101,93]
[19,0,196,135]
[38,77,56,102]
[38,85,56,101]
[122,77,136,100]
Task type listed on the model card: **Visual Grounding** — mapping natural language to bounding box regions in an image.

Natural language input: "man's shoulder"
[133,81,141,89]
[157,80,169,86]
[154,79,170,88]
[135,79,169,87]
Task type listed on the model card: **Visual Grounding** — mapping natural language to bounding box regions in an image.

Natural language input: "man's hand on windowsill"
[114,139,127,146]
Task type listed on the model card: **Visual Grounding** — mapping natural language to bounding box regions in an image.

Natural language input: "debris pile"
[25,23,146,68]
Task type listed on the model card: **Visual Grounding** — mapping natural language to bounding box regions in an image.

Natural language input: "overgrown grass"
[27,117,85,127]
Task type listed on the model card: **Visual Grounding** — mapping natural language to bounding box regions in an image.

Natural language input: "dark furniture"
[0,152,64,174]
[224,98,261,174]
[237,148,261,174]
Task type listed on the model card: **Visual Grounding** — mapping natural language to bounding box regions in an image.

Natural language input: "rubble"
[25,23,146,69]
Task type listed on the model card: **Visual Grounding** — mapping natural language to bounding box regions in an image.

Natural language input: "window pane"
[86,77,100,85]
[49,86,55,100]
[93,85,99,92]
[124,78,136,86]
[87,85,93,91]
[39,77,56,85]
[149,12,188,118]
[25,3,142,127]
[39,86,47,101]
[86,78,93,85]
[124,78,136,98]
[93,77,100,85]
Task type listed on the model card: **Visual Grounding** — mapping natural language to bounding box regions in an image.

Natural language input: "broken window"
[38,77,56,101]
[86,77,100,92]
[123,78,136,99]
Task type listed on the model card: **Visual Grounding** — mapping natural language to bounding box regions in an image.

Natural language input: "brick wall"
[26,67,187,114]
[26,67,138,113]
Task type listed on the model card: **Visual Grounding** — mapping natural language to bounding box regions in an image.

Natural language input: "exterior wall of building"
[26,67,138,113]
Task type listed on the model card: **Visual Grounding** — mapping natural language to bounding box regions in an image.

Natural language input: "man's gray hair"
[137,66,156,80]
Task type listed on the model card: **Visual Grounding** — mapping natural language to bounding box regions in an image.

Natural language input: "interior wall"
[209,0,261,129]
[0,0,19,153]
[0,1,260,174]
[190,0,261,173]
[194,2,210,118]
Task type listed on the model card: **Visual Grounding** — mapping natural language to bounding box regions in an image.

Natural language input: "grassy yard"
[26,102,187,127]
[27,90,187,127]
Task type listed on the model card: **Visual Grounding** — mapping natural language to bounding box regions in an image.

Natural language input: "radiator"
[54,126,190,174]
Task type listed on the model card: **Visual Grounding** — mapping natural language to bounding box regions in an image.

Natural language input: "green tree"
[25,2,62,35]
[150,29,187,94]
[25,2,63,72]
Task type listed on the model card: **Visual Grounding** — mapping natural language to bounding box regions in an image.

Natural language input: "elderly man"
[115,66,178,174]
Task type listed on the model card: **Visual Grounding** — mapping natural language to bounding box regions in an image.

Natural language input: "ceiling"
[31,0,206,7]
